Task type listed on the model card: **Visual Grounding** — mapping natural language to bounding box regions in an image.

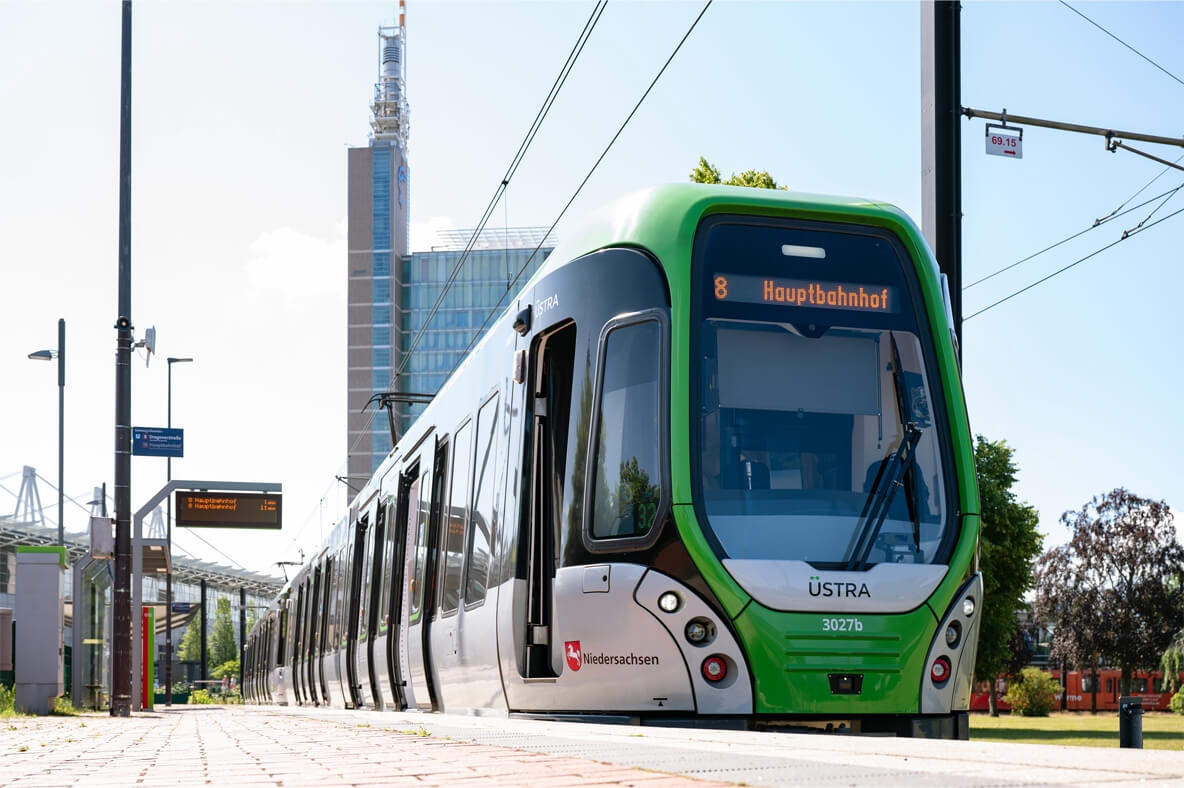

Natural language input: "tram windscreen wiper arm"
[845,422,921,571]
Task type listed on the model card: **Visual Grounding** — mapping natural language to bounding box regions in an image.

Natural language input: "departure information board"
[175,492,282,530]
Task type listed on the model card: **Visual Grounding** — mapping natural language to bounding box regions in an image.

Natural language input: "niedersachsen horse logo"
[565,641,582,671]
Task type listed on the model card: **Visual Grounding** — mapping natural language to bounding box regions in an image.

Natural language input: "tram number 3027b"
[821,617,865,632]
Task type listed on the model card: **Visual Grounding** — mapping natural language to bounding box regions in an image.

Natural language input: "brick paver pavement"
[0,706,739,787]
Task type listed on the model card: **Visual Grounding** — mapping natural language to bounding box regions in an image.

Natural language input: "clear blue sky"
[1,1,1180,576]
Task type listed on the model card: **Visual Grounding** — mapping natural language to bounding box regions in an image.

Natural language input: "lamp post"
[165,356,193,706]
[28,318,65,546]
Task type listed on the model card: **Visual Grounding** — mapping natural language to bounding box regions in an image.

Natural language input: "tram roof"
[540,183,926,284]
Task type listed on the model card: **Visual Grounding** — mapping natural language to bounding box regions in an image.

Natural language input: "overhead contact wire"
[345,0,609,460]
[456,0,714,362]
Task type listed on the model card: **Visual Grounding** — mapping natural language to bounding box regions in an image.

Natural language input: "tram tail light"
[702,655,727,683]
[930,655,952,685]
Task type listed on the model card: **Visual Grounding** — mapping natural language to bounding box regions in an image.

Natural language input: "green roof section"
[16,544,68,568]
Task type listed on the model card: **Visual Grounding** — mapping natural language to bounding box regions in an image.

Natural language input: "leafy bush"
[1003,667,1063,716]
[211,659,239,680]
[1170,690,1184,715]
[50,695,76,716]
[0,682,13,714]
[189,689,215,705]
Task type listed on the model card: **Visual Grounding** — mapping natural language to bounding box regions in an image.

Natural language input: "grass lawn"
[970,711,1184,750]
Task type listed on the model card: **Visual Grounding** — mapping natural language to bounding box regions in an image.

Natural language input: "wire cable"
[964,203,1184,320]
[347,0,609,459]
[386,0,607,395]
[963,184,1183,289]
[1060,2,1184,90]
[454,0,714,364]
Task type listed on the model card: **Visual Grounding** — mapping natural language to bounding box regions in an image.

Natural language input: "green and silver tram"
[245,183,980,739]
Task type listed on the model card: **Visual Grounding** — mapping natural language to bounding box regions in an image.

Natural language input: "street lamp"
[165,355,193,706]
[27,318,65,546]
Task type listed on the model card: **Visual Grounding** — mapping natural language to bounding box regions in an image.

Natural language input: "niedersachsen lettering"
[582,652,660,666]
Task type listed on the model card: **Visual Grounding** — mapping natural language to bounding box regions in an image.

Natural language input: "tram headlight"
[962,597,976,617]
[945,620,962,649]
[685,617,715,645]
[658,591,681,613]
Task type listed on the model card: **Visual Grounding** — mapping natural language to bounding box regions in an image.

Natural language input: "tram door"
[292,583,306,703]
[405,439,446,710]
[365,504,387,709]
[345,512,369,708]
[307,565,322,705]
[386,476,412,710]
[524,323,576,678]
[318,557,333,703]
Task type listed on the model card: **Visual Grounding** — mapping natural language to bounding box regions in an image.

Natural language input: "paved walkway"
[3,704,1183,787]
[0,705,736,787]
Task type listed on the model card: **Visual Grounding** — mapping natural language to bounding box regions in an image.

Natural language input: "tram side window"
[590,319,663,540]
[442,422,473,615]
[276,606,287,665]
[378,501,395,633]
[466,394,499,606]
[408,472,428,621]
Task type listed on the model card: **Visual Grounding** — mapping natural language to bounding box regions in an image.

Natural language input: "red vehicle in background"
[972,669,1182,712]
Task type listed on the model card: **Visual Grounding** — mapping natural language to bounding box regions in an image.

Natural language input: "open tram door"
[344,507,369,709]
[402,433,446,711]
[521,321,576,679]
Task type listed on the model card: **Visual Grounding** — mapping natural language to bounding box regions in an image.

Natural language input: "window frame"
[581,308,671,553]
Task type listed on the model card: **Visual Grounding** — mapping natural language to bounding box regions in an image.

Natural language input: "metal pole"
[200,580,207,683]
[166,363,172,705]
[921,0,963,352]
[239,587,246,697]
[962,107,1184,149]
[57,318,65,547]
[111,0,134,718]
[164,357,193,706]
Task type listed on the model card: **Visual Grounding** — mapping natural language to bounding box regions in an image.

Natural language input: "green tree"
[209,597,238,669]
[689,156,786,189]
[177,616,202,663]
[689,156,721,184]
[1161,633,1184,693]
[1034,489,1184,706]
[973,436,1043,716]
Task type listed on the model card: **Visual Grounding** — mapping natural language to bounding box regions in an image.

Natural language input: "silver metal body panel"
[321,648,347,709]
[353,635,372,708]
[429,594,505,713]
[371,632,393,709]
[502,564,748,713]
[921,573,983,713]
[268,666,290,706]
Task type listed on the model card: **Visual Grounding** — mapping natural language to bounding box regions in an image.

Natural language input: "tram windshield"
[693,218,949,570]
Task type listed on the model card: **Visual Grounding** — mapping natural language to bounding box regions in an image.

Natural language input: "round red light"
[702,656,727,683]
[930,656,952,684]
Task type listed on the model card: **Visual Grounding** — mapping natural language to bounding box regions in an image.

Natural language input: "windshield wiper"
[845,421,921,571]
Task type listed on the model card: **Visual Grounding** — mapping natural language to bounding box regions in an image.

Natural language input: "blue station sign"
[131,427,184,458]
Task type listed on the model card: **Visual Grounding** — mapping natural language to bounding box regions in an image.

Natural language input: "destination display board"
[713,273,899,314]
[175,491,282,530]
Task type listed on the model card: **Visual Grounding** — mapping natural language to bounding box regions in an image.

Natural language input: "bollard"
[1119,696,1143,749]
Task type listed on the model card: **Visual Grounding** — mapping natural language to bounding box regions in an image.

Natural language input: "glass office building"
[346,20,552,480]
[396,245,551,437]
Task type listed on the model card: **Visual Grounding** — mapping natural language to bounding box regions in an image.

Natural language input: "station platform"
[2,704,1181,787]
